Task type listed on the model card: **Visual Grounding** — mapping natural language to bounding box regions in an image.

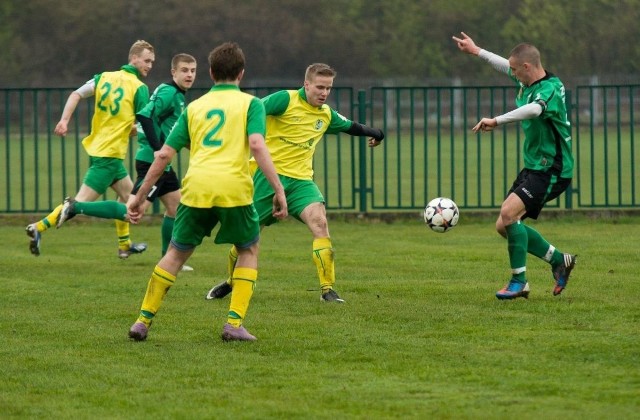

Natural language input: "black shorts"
[508,168,571,220]
[131,160,181,202]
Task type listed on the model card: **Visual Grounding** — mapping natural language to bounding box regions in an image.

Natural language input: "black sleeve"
[345,121,384,141]
[136,114,163,151]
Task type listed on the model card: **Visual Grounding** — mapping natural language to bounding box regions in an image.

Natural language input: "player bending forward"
[206,63,384,303]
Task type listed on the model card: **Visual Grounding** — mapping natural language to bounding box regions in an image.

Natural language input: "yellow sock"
[228,267,257,327]
[36,204,63,232]
[227,246,238,282]
[312,237,335,292]
[115,219,131,250]
[137,265,176,326]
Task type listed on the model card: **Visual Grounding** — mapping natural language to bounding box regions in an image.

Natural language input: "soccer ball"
[423,197,459,233]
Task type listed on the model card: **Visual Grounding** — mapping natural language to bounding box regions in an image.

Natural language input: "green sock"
[74,201,127,220]
[161,216,174,256]
[523,225,564,266]
[505,221,527,283]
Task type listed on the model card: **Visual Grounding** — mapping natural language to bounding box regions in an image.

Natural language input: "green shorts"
[83,157,129,195]
[170,203,260,251]
[253,169,324,226]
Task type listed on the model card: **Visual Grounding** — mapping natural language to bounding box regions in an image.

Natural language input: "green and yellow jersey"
[82,64,149,159]
[165,84,265,208]
[135,81,186,167]
[510,70,574,178]
[259,88,352,180]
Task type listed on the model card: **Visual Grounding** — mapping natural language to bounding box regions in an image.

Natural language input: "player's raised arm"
[452,32,481,56]
[452,32,510,74]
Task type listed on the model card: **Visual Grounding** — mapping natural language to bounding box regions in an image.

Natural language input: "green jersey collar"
[169,80,186,95]
[528,70,554,88]
[297,87,324,110]
[211,84,240,92]
[298,87,307,102]
[121,64,142,79]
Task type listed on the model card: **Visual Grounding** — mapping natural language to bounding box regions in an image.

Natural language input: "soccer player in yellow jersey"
[206,63,385,303]
[55,53,197,272]
[25,40,155,259]
[127,42,287,342]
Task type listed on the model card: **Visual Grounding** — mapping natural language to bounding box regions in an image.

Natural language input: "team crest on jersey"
[314,119,324,130]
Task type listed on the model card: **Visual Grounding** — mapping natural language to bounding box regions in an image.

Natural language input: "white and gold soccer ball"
[423,197,459,233]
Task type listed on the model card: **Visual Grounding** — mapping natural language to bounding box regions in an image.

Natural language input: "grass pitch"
[1,213,639,419]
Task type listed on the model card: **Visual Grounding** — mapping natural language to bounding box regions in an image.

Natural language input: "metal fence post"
[357,89,368,213]
[565,89,574,210]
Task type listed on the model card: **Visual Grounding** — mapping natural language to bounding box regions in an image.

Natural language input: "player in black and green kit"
[131,53,196,268]
[132,53,196,266]
[453,32,577,300]
[56,54,197,268]
[206,63,385,303]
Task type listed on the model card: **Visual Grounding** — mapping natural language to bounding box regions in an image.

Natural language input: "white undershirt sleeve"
[478,49,510,74]
[495,102,543,125]
[74,79,96,99]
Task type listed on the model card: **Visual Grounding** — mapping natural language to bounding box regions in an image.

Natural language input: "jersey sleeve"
[138,87,160,119]
[534,81,562,119]
[479,49,510,74]
[261,90,290,116]
[137,96,156,120]
[133,84,151,113]
[247,97,266,136]
[75,79,96,99]
[165,108,190,151]
[142,85,174,119]
[325,108,353,134]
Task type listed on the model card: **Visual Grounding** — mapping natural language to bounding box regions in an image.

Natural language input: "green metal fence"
[2,85,639,214]
[574,85,639,207]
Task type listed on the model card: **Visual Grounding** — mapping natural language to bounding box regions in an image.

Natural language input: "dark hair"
[208,42,245,82]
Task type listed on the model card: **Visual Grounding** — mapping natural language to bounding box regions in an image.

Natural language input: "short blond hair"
[305,63,336,81]
[129,40,155,60]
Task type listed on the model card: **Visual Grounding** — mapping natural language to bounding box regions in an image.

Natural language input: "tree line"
[2,0,639,89]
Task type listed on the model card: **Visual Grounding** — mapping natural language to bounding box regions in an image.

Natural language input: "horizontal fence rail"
[1,85,639,214]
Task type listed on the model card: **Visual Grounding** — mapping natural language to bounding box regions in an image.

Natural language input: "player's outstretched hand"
[368,128,384,147]
[368,137,383,147]
[452,32,480,56]
[472,117,497,133]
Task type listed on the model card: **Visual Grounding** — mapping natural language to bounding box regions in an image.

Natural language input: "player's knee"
[309,216,328,236]
[495,215,509,237]
[164,203,178,217]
